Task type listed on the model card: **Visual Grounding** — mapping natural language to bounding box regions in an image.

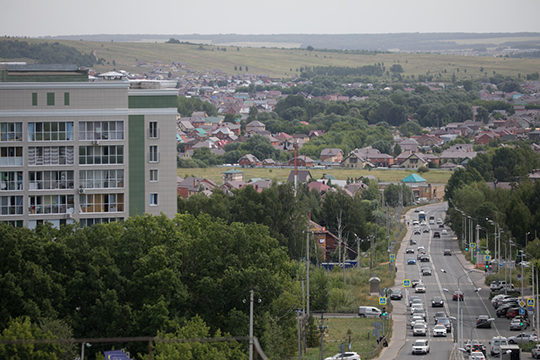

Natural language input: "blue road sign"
[519,308,526,315]
[379,297,387,305]
[471,243,477,249]
[500,261,504,266]
[485,255,491,262]
[528,299,535,306]
[528,306,535,312]
[390,254,396,261]
[403,279,411,287]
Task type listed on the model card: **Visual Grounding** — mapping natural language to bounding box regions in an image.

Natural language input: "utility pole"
[297,310,301,360]
[319,313,327,360]
[306,229,310,318]
[249,288,254,360]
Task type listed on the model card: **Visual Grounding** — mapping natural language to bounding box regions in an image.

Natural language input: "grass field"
[177,167,453,185]
[4,37,540,81]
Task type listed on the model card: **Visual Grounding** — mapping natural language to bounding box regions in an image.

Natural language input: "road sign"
[519,300,526,307]
[471,243,477,249]
[518,274,522,279]
[403,279,411,287]
[528,306,535,313]
[500,261,504,266]
[390,254,395,262]
[485,255,491,262]
[528,299,535,306]
[486,250,490,255]
[519,308,526,315]
[373,321,382,329]
[379,297,387,305]
[373,329,381,338]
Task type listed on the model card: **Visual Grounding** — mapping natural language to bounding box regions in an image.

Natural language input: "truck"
[418,211,426,222]
[501,344,521,360]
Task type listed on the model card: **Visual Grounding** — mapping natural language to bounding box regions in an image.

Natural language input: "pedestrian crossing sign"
[403,279,411,287]
[528,299,535,306]
[484,255,491,262]
[379,297,387,305]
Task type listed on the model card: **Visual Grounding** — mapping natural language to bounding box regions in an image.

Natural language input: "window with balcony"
[0,123,22,142]
[28,122,73,141]
[79,217,123,227]
[78,121,124,141]
[79,170,124,189]
[149,145,159,163]
[28,146,74,166]
[28,171,74,190]
[79,145,124,165]
[28,195,74,215]
[149,121,159,139]
[0,171,23,191]
[79,193,124,213]
[1,220,23,227]
[0,147,23,166]
[0,196,23,215]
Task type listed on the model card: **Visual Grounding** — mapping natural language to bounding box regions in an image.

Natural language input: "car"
[412,308,426,320]
[410,239,417,245]
[506,307,527,319]
[406,247,415,254]
[390,288,403,300]
[437,318,452,333]
[444,249,452,256]
[414,209,420,213]
[410,315,425,329]
[429,220,435,225]
[420,221,427,226]
[324,352,361,360]
[408,258,416,265]
[437,218,443,224]
[411,298,424,307]
[417,245,425,251]
[415,284,426,293]
[466,340,480,353]
[492,294,513,308]
[420,255,430,262]
[476,315,492,328]
[411,280,422,288]
[412,339,430,355]
[413,323,427,336]
[413,230,421,235]
[469,351,485,360]
[429,215,435,220]
[532,344,540,358]
[508,332,537,344]
[439,224,444,228]
[431,296,444,307]
[433,311,447,324]
[510,316,529,331]
[496,304,514,317]
[433,324,447,337]
[411,304,425,315]
[497,285,520,295]
[422,267,432,276]
[453,291,464,301]
[422,228,430,233]
[442,229,448,235]
[490,336,508,356]
[471,344,487,355]
[412,220,419,226]
[433,232,441,238]
[490,280,507,292]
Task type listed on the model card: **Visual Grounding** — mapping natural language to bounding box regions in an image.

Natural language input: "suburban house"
[320,148,344,163]
[309,220,357,261]
[238,154,260,167]
[177,177,217,198]
[474,131,500,145]
[222,169,244,183]
[288,155,314,167]
[341,150,369,169]
[399,152,437,169]
[287,170,312,183]
[246,120,266,132]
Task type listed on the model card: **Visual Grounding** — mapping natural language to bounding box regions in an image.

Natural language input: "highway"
[393,202,524,360]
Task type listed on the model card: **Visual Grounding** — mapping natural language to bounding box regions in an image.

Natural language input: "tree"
[476,106,490,124]
[390,64,403,73]
[393,143,402,157]
[371,140,392,155]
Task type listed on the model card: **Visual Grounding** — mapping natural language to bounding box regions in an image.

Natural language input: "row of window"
[1,193,158,215]
[1,145,128,166]
[1,169,158,191]
[2,218,124,228]
[32,92,70,107]
[1,121,159,142]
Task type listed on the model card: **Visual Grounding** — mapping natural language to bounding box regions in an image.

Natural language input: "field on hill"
[177,167,452,185]
[3,37,540,81]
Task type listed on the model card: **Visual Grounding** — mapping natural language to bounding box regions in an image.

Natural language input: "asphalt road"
[393,202,527,360]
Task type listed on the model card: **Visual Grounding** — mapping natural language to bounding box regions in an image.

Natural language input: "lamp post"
[441,268,475,350]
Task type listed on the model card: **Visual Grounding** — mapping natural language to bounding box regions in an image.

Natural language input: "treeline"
[301,65,384,78]
[0,40,95,66]
[444,145,540,248]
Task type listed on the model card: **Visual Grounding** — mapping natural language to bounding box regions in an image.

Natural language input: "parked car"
[497,285,520,295]
[453,291,464,301]
[408,258,416,265]
[492,294,513,308]
[508,332,537,344]
[509,316,529,331]
[490,280,507,292]
[412,339,430,355]
[506,307,527,319]
[496,304,513,317]
[433,324,447,337]
[415,284,426,293]
[433,232,441,238]
[532,344,540,358]
[358,306,382,318]
[444,249,452,256]
[390,288,403,300]
[476,315,492,328]
[325,352,361,360]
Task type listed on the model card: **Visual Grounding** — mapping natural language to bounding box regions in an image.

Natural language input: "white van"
[490,336,508,356]
[358,306,382,318]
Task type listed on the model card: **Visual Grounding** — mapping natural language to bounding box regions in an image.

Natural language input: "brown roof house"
[399,152,438,169]
[320,148,344,163]
[287,170,312,183]
[177,177,217,198]
[238,154,260,167]
[288,155,314,167]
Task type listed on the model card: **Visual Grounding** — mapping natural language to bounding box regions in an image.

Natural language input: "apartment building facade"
[0,64,177,228]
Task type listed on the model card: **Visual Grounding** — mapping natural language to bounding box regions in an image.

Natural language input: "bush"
[418,166,429,173]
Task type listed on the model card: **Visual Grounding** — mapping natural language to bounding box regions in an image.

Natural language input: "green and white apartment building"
[0,64,178,228]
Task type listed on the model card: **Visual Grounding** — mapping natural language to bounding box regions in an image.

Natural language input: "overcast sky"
[2,0,540,37]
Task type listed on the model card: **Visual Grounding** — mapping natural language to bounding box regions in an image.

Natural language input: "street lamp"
[441,268,475,350]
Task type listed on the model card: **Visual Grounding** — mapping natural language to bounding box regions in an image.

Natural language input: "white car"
[412,339,430,355]
[325,352,361,360]
[429,220,435,225]
[433,324,447,337]
[413,324,427,336]
[410,304,424,315]
[410,316,426,329]
[469,351,485,360]
[442,229,448,235]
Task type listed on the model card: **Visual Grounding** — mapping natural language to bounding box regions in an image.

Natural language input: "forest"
[0,40,95,66]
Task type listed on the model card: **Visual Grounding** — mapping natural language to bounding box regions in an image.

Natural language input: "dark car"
[433,311,447,324]
[437,318,452,333]
[472,344,487,355]
[410,239,417,245]
[496,304,513,317]
[422,267,432,276]
[439,224,444,228]
[433,232,441,238]
[390,288,403,300]
[420,255,430,262]
[431,296,444,307]
[444,249,452,256]
[476,315,492,328]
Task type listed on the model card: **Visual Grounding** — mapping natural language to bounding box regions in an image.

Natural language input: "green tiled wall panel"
[129,115,145,216]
